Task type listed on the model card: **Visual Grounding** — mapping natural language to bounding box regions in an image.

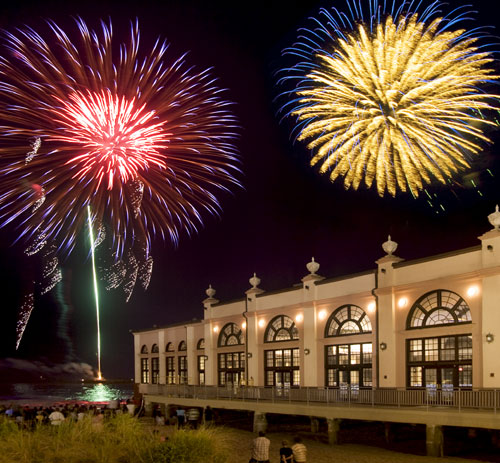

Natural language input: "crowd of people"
[0,402,135,428]
[152,404,213,429]
[251,431,307,463]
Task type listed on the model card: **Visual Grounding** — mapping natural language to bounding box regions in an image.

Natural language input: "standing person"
[292,436,307,463]
[279,440,293,463]
[186,407,200,429]
[175,407,185,428]
[250,431,270,463]
[204,405,213,426]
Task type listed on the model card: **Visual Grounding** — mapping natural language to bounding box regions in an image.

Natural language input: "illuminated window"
[264,348,300,387]
[325,305,372,337]
[178,356,188,384]
[217,352,244,386]
[198,355,206,385]
[325,343,372,387]
[218,323,244,347]
[151,357,159,384]
[406,334,472,388]
[166,357,175,384]
[407,290,471,329]
[264,315,299,343]
[140,358,149,383]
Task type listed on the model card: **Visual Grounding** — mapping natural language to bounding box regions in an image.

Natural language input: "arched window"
[197,338,205,350]
[151,344,159,353]
[325,305,372,337]
[218,323,243,347]
[166,342,174,352]
[407,289,472,329]
[140,345,148,354]
[179,340,187,351]
[265,315,299,343]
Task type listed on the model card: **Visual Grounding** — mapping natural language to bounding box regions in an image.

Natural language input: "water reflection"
[75,383,125,402]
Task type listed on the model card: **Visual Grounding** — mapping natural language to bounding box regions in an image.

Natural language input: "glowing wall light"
[467,285,479,297]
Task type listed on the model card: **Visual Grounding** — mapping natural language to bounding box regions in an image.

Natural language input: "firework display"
[280,0,498,196]
[0,18,240,348]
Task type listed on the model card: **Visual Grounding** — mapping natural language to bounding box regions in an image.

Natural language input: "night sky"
[0,0,499,380]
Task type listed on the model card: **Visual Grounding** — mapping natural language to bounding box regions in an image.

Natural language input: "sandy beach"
[219,428,489,463]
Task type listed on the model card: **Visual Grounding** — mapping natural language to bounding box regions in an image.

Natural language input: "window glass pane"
[293,370,300,386]
[267,371,274,386]
[458,335,472,360]
[293,348,300,367]
[362,343,372,364]
[219,355,225,369]
[440,337,456,361]
[276,328,290,341]
[266,351,273,366]
[327,369,338,387]
[425,368,437,385]
[459,365,472,387]
[410,366,422,387]
[282,349,291,367]
[424,338,439,361]
[338,345,349,365]
[363,368,372,387]
[350,344,361,365]
[275,350,283,367]
[340,321,359,335]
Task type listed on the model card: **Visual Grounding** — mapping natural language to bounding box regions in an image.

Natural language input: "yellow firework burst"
[284,4,498,196]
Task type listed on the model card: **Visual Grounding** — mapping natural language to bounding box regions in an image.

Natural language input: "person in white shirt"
[48,408,65,426]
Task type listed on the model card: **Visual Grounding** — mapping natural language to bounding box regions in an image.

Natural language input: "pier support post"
[384,422,393,444]
[327,418,341,445]
[144,400,153,416]
[253,412,267,433]
[426,424,443,457]
[310,417,320,433]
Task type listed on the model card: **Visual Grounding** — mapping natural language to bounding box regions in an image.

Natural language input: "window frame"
[324,305,372,338]
[264,315,299,343]
[406,289,472,330]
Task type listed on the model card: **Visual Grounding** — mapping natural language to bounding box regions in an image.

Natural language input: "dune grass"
[0,415,228,463]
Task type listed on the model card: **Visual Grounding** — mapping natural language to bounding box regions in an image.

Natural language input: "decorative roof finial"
[382,235,398,256]
[249,273,261,289]
[488,205,500,231]
[205,284,216,298]
[306,257,320,275]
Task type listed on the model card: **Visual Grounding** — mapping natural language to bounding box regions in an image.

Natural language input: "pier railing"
[139,384,500,413]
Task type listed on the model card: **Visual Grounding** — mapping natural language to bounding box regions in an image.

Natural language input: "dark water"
[0,382,134,404]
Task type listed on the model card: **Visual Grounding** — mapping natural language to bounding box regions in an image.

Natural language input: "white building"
[132,206,500,393]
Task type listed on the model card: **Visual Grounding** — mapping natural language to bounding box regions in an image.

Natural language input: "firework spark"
[280,1,498,196]
[0,18,240,348]
[0,18,239,255]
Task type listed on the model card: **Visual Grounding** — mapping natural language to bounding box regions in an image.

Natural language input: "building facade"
[132,207,500,393]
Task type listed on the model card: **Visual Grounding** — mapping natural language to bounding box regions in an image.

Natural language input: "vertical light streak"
[87,205,102,380]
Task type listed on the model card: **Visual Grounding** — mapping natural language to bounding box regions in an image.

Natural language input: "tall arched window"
[178,340,187,351]
[218,323,243,347]
[325,305,372,337]
[140,345,148,354]
[166,342,174,352]
[407,289,472,329]
[151,344,159,353]
[217,323,244,386]
[264,315,299,343]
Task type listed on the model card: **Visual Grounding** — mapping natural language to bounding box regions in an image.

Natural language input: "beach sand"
[147,421,487,463]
